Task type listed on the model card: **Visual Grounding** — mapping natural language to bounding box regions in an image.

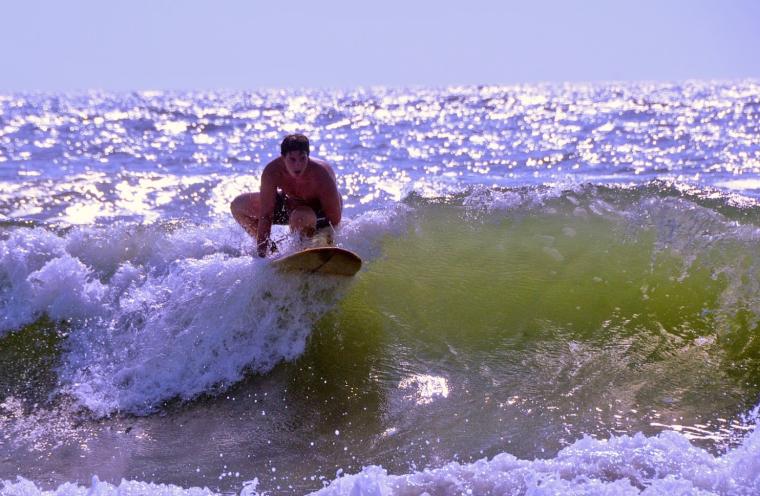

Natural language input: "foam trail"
[52,212,400,416]
[0,476,219,496]
[0,228,106,335]
[313,423,760,495]
[58,251,352,416]
[1,423,757,495]
[0,219,365,416]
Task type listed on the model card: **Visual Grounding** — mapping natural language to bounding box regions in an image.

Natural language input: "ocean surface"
[1,81,759,495]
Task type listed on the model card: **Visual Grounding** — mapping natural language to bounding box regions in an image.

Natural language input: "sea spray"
[57,253,352,416]
[313,426,760,495]
[1,424,758,495]
[0,220,360,416]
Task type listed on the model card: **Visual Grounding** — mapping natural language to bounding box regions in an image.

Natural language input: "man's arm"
[319,165,342,227]
[256,168,277,257]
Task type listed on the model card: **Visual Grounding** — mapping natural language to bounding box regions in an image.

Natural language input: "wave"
[313,420,760,495]
[2,417,758,495]
[0,206,406,417]
[1,182,759,419]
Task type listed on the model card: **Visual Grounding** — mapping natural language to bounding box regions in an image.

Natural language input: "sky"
[2,0,759,91]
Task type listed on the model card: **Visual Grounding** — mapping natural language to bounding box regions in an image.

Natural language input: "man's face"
[283,151,309,178]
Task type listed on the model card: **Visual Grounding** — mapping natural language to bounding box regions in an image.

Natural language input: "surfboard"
[272,246,362,276]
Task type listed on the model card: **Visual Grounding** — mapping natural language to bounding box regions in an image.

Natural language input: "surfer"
[230,134,342,257]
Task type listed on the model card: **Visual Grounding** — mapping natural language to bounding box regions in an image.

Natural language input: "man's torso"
[268,158,334,210]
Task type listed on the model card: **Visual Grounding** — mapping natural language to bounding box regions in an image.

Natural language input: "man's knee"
[289,206,317,232]
[231,193,258,216]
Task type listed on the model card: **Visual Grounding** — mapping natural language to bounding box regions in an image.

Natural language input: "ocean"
[1,81,759,495]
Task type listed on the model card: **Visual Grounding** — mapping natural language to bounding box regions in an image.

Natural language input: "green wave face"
[313,191,760,465]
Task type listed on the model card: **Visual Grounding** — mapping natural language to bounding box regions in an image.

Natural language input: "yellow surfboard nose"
[272,247,362,276]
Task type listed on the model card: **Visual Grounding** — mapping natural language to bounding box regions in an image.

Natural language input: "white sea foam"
[58,251,349,416]
[313,423,760,495]
[0,476,218,496]
[2,421,758,495]
[0,212,399,416]
[0,227,105,335]
[0,221,249,336]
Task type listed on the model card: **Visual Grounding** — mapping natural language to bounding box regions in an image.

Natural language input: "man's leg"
[289,206,317,238]
[230,193,260,237]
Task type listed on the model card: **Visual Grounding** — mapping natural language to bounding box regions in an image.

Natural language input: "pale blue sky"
[2,0,758,90]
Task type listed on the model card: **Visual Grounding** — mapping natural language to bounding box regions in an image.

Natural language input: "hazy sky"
[2,0,759,90]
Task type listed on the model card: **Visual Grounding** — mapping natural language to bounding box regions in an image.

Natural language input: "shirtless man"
[230,134,342,258]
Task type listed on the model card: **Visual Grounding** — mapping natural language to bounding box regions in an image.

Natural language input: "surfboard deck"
[271,246,362,276]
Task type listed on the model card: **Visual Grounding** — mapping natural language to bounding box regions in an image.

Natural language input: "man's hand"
[257,240,269,258]
[257,239,278,258]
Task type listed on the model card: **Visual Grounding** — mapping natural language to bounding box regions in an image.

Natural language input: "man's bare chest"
[279,177,319,202]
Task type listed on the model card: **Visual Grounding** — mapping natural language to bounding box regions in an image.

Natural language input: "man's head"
[281,134,310,177]
[281,134,310,156]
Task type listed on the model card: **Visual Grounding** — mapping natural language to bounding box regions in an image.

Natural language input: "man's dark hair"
[281,134,310,156]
